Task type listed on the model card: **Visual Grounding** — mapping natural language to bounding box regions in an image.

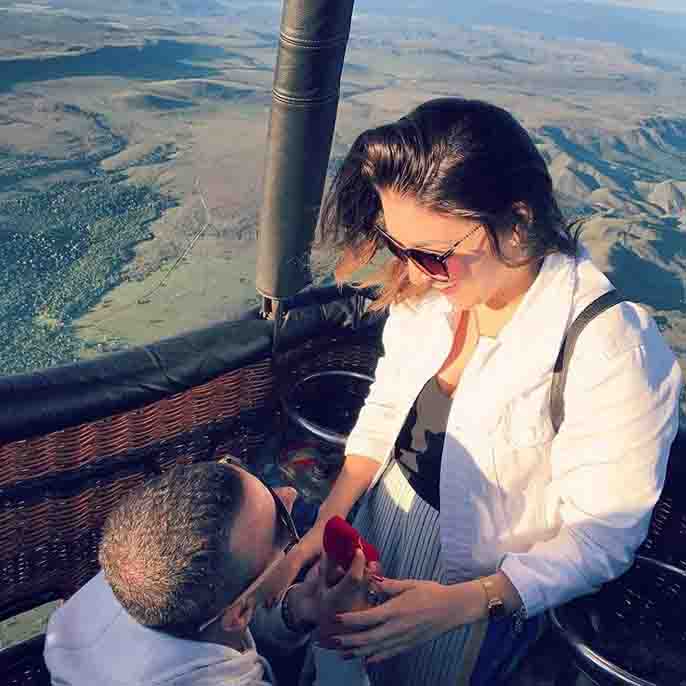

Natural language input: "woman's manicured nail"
[371,575,384,583]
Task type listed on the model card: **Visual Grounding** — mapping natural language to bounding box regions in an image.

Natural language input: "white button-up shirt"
[44,571,370,686]
[346,250,683,617]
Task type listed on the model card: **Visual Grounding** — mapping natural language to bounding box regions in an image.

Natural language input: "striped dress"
[353,461,543,686]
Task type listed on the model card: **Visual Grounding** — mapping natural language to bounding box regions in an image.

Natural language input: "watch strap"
[512,606,527,635]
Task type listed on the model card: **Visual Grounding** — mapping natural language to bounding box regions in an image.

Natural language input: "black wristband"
[281,584,316,634]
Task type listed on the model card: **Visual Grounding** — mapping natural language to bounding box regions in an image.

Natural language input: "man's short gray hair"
[99,461,252,635]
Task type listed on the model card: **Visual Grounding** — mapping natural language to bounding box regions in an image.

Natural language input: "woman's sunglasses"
[375,223,483,281]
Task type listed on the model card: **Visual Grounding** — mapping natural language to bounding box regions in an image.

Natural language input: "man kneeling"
[44,460,373,685]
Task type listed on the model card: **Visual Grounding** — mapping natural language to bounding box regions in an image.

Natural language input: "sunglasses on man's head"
[264,482,300,556]
[375,223,483,281]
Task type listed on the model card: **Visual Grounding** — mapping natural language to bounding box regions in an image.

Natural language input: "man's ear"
[220,596,256,633]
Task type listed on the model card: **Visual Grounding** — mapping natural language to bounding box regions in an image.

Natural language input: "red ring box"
[323,515,380,570]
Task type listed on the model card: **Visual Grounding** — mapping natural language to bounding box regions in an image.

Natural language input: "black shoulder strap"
[550,290,625,434]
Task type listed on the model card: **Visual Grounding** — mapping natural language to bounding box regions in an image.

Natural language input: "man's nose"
[274,486,298,514]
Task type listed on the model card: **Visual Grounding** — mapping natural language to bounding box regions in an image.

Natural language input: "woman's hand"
[330,577,484,664]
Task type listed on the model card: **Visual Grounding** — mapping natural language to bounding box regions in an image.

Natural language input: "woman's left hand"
[330,577,475,664]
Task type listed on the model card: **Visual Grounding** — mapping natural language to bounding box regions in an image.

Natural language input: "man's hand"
[319,550,372,617]
[284,560,323,629]
[316,549,378,642]
[286,549,381,635]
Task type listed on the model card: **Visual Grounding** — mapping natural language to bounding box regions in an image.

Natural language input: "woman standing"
[266,98,683,684]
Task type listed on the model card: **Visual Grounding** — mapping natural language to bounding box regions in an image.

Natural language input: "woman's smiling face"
[378,190,535,310]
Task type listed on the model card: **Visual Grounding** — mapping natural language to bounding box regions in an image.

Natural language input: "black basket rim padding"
[550,290,624,433]
[278,283,378,310]
[0,315,271,444]
[0,284,382,444]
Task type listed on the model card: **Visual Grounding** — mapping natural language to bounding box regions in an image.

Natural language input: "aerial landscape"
[0,0,684,420]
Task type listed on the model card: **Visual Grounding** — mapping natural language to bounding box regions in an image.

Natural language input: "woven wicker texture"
[0,329,383,684]
[277,329,381,388]
[0,359,275,631]
[635,479,686,572]
[6,664,50,686]
[550,434,686,686]
[554,556,686,685]
[2,637,50,686]
[0,359,275,490]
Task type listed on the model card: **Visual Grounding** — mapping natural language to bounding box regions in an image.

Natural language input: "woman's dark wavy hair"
[319,98,579,310]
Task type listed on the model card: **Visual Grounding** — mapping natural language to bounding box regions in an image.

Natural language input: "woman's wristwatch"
[478,577,527,633]
[478,577,506,620]
[281,584,316,634]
